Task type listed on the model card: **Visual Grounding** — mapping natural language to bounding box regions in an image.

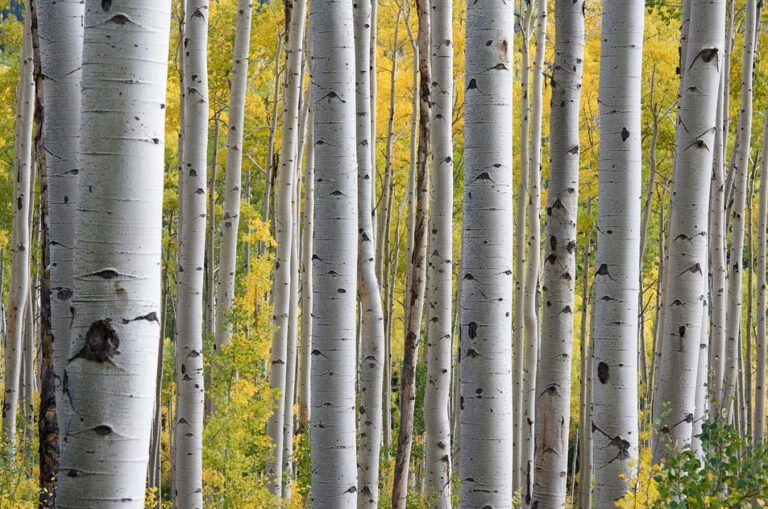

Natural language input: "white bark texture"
[591,0,643,503]
[692,303,710,454]
[423,0,453,504]
[214,0,253,351]
[35,0,84,434]
[723,0,756,417]
[298,101,314,433]
[459,0,514,505]
[174,1,209,505]
[652,0,724,458]
[309,0,358,504]
[2,13,33,449]
[354,0,386,505]
[57,2,170,506]
[266,0,307,492]
[756,106,768,444]
[532,0,584,505]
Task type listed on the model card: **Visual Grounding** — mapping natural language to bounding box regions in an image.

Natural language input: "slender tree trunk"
[2,11,34,452]
[214,0,253,351]
[205,115,219,340]
[392,2,431,505]
[266,0,306,493]
[460,0,514,505]
[532,0,584,505]
[591,0,644,502]
[578,203,594,509]
[282,203,300,498]
[755,107,768,444]
[692,304,710,454]
[174,1,209,506]
[309,0,359,503]
[56,2,170,506]
[354,0,386,505]
[723,0,756,418]
[423,0,453,504]
[652,0,725,458]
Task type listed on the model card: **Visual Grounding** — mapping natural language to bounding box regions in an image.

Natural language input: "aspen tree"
[756,106,768,444]
[591,0,644,502]
[460,0,514,504]
[423,0,453,504]
[215,0,253,351]
[532,0,585,505]
[309,0,359,504]
[57,1,171,506]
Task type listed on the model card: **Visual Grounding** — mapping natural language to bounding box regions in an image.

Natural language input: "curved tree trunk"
[592,0,644,502]
[309,0,359,503]
[214,0,253,351]
[2,11,34,452]
[57,2,170,506]
[532,0,584,505]
[298,99,314,434]
[459,0,514,505]
[174,1,209,506]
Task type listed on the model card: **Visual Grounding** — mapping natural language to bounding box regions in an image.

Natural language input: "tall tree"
[309,0,359,504]
[354,0,386,505]
[423,0,453,504]
[214,0,253,351]
[56,1,171,506]
[392,0,430,504]
[174,0,209,505]
[591,0,644,503]
[266,0,307,492]
[2,9,33,452]
[532,0,585,505]
[756,105,768,445]
[459,0,514,505]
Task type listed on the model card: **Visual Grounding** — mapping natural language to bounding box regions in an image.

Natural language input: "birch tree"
[266,0,307,492]
[214,0,253,351]
[423,0,453,504]
[309,0,358,504]
[354,0,386,505]
[2,11,33,451]
[57,2,170,506]
[174,1,209,505]
[532,0,584,505]
[591,0,644,502]
[460,0,514,505]
[756,107,768,444]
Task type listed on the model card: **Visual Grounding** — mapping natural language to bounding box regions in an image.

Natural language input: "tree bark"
[56,2,170,506]
[532,0,584,505]
[459,0,514,505]
[756,105,768,444]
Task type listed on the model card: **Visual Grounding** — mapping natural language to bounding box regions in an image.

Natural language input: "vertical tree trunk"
[309,0,359,503]
[56,2,170,506]
[392,1,431,505]
[354,0,386,505]
[214,0,253,351]
[460,0,514,505]
[755,105,768,444]
[692,305,710,454]
[578,202,594,509]
[723,0,756,418]
[266,0,306,493]
[423,0,453,504]
[652,0,725,458]
[2,10,34,452]
[174,1,209,506]
[205,115,219,340]
[592,0,644,502]
[282,206,300,498]
[532,0,584,505]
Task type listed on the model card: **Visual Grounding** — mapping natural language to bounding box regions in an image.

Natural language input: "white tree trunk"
[591,0,644,503]
[723,0,756,417]
[298,99,314,433]
[309,0,358,504]
[174,1,209,505]
[532,0,584,505]
[214,0,253,351]
[459,0,514,505]
[266,0,307,492]
[354,0,386,505]
[652,0,724,458]
[57,2,170,506]
[35,0,84,439]
[692,305,710,454]
[522,2,545,503]
[2,12,33,450]
[423,0,453,504]
[756,104,768,444]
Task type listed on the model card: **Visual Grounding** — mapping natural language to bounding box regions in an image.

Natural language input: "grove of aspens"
[0,0,767,507]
